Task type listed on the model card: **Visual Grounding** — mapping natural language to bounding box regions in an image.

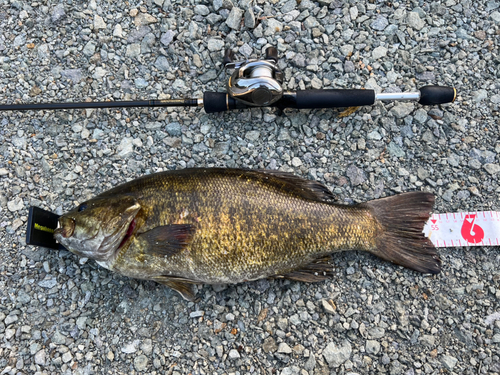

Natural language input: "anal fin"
[155,277,199,302]
[273,256,333,282]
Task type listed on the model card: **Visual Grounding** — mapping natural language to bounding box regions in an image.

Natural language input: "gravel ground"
[0,0,499,374]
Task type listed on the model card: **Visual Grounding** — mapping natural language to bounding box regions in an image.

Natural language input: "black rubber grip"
[203,92,228,113]
[418,86,456,105]
[294,89,376,109]
[203,92,250,113]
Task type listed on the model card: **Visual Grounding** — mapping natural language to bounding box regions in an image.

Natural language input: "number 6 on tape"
[423,211,500,247]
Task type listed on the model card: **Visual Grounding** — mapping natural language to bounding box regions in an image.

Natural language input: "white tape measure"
[423,211,500,247]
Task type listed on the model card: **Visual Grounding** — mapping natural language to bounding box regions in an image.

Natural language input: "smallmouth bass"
[54,168,440,301]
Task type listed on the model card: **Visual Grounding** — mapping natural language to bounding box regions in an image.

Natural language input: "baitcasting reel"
[224,47,284,107]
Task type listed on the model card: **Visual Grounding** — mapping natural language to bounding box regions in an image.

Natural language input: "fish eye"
[78,203,88,212]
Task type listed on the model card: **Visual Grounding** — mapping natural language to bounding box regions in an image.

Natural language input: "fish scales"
[54,168,440,301]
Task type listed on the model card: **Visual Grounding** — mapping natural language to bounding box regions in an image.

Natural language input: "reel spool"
[225,47,284,107]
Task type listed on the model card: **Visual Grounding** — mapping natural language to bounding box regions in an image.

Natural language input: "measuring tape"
[423,211,500,247]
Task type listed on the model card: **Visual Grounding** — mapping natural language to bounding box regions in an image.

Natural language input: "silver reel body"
[225,47,284,107]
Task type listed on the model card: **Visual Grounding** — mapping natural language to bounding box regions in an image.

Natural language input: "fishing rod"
[0,47,456,114]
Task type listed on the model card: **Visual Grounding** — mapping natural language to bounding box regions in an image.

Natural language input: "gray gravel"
[0,0,500,374]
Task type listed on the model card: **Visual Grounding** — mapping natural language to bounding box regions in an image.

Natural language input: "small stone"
[407,12,425,30]
[35,349,46,365]
[367,130,382,140]
[239,43,253,57]
[372,46,387,59]
[344,60,355,73]
[122,340,140,354]
[368,327,385,339]
[245,130,260,141]
[490,11,500,23]
[387,142,405,158]
[5,329,15,339]
[62,352,73,363]
[346,165,366,186]
[134,354,148,371]
[228,349,241,359]
[263,337,278,353]
[94,15,106,30]
[322,299,335,314]
[93,67,107,79]
[61,69,83,83]
[134,13,158,27]
[226,7,243,30]
[391,103,415,118]
[76,316,87,330]
[264,18,282,35]
[37,44,49,59]
[304,16,319,29]
[134,78,148,89]
[305,354,316,370]
[291,157,303,167]
[370,16,388,31]
[113,24,123,37]
[350,6,358,20]
[441,355,458,371]
[207,38,225,51]
[419,335,435,347]
[194,5,210,15]
[278,342,292,354]
[161,31,176,47]
[166,122,182,137]
[107,351,114,361]
[484,164,500,175]
[472,90,488,102]
[322,341,352,368]
[51,4,66,23]
[126,44,141,58]
[52,330,66,345]
[4,315,18,325]
[83,41,96,56]
[190,310,204,318]
[197,69,216,84]
[7,197,24,212]
[244,8,255,28]
[155,56,169,71]
[117,137,134,158]
[38,276,57,288]
[366,340,380,355]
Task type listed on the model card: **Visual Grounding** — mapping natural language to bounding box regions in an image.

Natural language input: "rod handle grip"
[203,92,249,113]
[294,89,376,109]
[418,86,456,105]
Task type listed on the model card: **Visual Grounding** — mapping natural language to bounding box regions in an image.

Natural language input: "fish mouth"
[54,217,75,239]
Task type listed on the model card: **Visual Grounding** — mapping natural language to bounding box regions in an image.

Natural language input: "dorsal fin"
[254,169,337,203]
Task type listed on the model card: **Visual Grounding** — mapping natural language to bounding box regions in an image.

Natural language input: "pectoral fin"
[139,224,196,257]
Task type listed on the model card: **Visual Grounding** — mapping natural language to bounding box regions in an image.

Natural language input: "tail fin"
[362,192,441,274]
